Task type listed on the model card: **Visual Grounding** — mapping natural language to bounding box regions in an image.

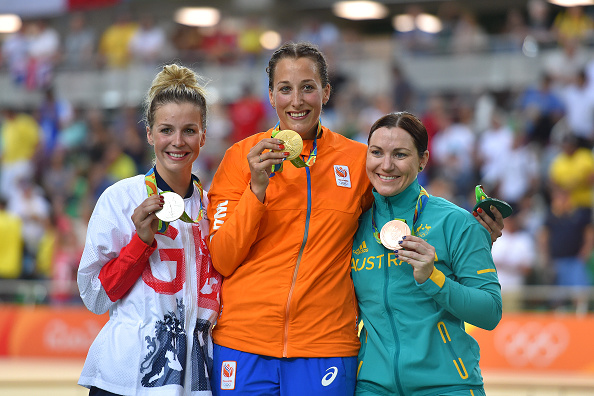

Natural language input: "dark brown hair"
[368,112,428,158]
[266,41,330,91]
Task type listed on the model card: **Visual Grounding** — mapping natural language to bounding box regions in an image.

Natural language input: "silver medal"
[155,191,185,222]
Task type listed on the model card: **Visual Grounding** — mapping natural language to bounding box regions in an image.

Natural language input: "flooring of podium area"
[0,358,593,396]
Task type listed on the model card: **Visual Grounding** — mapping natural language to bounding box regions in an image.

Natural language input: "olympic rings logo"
[493,321,569,367]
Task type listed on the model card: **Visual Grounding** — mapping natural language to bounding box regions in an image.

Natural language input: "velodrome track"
[1,358,593,396]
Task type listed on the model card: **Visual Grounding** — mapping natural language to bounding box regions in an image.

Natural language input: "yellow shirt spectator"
[98,18,138,68]
[549,142,594,209]
[1,112,40,164]
[0,207,23,279]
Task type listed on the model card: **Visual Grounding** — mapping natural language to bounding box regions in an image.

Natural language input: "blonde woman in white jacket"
[77,64,221,396]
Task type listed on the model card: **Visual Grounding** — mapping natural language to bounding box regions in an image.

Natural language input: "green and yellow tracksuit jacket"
[351,179,502,396]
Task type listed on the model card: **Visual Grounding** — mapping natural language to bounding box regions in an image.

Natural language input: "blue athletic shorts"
[211,344,357,395]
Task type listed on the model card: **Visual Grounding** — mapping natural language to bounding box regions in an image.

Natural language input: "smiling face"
[269,57,330,140]
[366,126,429,197]
[147,101,205,183]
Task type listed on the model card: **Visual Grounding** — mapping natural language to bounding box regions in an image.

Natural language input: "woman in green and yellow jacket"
[352,112,502,396]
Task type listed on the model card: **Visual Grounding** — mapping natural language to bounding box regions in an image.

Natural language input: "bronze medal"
[380,220,411,250]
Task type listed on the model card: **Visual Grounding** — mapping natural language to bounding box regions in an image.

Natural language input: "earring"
[419,166,423,172]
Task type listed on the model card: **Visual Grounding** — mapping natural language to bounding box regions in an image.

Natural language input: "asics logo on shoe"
[321,366,338,386]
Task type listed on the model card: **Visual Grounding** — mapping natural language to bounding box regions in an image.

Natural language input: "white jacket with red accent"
[77,174,220,395]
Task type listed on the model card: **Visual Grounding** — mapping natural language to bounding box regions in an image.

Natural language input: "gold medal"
[380,220,410,250]
[273,129,303,160]
[156,191,185,222]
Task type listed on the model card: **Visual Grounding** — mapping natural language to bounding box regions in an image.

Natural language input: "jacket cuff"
[417,267,446,295]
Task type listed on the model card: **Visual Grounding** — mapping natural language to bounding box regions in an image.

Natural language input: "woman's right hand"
[131,194,164,245]
[248,138,288,202]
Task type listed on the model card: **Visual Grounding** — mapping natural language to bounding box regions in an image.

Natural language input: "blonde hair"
[143,64,208,132]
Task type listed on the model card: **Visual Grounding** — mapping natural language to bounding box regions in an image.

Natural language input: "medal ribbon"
[372,186,429,245]
[144,167,206,233]
[270,120,321,177]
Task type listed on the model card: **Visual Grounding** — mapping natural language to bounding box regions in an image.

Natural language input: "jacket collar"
[372,178,420,215]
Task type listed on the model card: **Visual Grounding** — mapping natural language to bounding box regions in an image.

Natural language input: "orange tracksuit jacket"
[207,126,373,358]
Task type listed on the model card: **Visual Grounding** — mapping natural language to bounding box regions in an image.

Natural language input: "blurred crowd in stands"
[0,0,593,313]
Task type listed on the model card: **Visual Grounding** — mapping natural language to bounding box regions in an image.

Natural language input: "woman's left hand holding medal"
[132,194,164,245]
[248,138,288,202]
[396,235,436,284]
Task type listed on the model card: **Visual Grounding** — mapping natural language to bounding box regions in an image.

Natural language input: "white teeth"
[378,175,397,181]
[169,153,186,158]
[290,111,307,117]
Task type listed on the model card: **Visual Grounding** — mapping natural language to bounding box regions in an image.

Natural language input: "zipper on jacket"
[283,167,312,357]
[385,200,405,395]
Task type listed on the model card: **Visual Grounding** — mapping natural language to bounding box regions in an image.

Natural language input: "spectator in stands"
[62,12,96,70]
[559,69,594,148]
[57,106,89,152]
[430,104,477,202]
[102,140,138,182]
[236,17,265,65]
[0,197,23,281]
[552,5,593,45]
[419,94,447,174]
[498,7,530,52]
[356,94,394,145]
[197,101,232,186]
[1,22,29,85]
[548,133,594,211]
[227,84,267,144]
[391,64,414,112]
[128,13,168,67]
[25,19,60,90]
[516,73,565,146]
[42,148,76,204]
[171,24,204,62]
[476,109,515,186]
[491,210,536,312]
[538,185,593,314]
[48,197,83,304]
[7,178,51,279]
[450,9,488,53]
[37,86,74,165]
[486,132,541,210]
[97,10,138,69]
[543,37,589,87]
[0,107,41,196]
[200,20,238,65]
[526,0,555,47]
